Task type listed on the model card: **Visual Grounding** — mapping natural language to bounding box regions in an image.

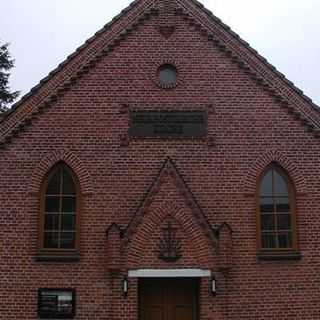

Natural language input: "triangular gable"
[125,157,217,248]
[1,0,320,148]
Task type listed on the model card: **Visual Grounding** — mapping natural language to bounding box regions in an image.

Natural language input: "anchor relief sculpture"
[158,219,182,262]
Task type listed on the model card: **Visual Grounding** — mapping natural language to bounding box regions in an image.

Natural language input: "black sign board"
[38,289,75,319]
[129,111,207,137]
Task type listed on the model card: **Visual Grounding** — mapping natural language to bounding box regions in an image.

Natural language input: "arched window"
[39,164,80,256]
[258,165,298,252]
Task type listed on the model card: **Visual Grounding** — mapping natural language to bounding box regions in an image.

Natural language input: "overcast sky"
[1,0,319,106]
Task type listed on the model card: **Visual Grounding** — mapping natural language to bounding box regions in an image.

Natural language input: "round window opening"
[158,64,177,87]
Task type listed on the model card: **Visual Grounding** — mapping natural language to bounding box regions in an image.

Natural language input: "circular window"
[158,64,177,88]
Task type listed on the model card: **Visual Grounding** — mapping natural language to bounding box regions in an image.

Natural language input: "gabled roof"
[1,0,320,147]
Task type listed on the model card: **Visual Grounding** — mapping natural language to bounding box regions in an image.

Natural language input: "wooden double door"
[139,278,199,320]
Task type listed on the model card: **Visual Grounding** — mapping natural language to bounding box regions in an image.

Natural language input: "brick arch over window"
[125,200,217,269]
[29,150,93,196]
[243,150,307,196]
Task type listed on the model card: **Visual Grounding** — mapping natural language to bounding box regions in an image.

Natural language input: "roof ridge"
[179,0,320,117]
[2,0,141,118]
[0,0,154,131]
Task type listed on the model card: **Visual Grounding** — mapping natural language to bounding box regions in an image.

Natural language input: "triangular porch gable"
[125,157,217,248]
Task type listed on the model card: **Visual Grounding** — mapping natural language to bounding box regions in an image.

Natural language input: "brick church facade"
[0,0,319,319]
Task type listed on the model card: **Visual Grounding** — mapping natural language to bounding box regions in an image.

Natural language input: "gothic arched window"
[258,165,298,252]
[39,164,80,256]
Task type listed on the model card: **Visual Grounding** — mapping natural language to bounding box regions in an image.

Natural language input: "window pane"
[274,170,289,196]
[260,197,274,213]
[58,293,73,313]
[39,293,58,313]
[44,232,59,248]
[46,170,61,194]
[42,166,78,251]
[160,68,176,83]
[259,166,295,250]
[61,197,76,213]
[44,214,59,231]
[159,64,177,85]
[277,214,291,231]
[45,197,60,212]
[260,170,272,196]
[261,232,276,249]
[275,197,290,212]
[61,214,75,231]
[278,232,292,248]
[62,169,76,194]
[60,232,75,249]
[261,214,275,231]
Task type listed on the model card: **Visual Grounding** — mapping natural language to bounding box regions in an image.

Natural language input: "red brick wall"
[0,3,319,319]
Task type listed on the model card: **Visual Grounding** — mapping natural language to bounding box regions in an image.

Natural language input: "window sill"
[258,251,302,261]
[35,252,80,262]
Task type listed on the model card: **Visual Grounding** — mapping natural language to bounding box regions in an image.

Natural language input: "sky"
[1,0,320,106]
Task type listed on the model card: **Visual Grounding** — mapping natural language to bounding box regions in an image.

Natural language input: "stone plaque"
[129,111,207,137]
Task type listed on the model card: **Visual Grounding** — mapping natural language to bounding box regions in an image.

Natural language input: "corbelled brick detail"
[0,0,158,137]
[106,223,123,272]
[2,0,320,147]
[216,222,233,272]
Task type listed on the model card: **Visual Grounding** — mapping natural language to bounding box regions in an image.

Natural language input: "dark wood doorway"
[139,278,199,320]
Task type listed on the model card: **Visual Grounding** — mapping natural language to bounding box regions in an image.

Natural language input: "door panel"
[139,278,199,320]
[140,279,166,320]
[174,308,193,320]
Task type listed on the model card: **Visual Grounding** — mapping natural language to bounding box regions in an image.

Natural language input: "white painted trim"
[128,269,211,278]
